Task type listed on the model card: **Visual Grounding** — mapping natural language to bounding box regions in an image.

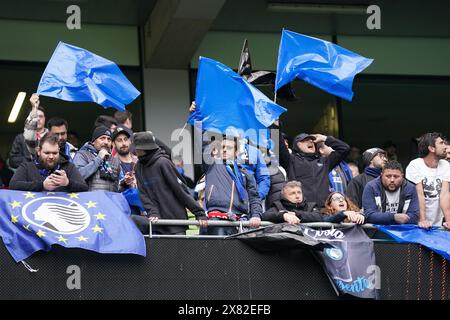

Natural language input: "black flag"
[237,39,297,101]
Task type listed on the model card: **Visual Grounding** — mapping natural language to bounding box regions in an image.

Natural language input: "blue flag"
[0,190,146,262]
[37,42,141,111]
[377,225,450,260]
[275,29,373,101]
[188,57,287,146]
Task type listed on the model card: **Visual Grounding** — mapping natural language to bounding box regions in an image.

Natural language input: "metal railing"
[145,219,396,242]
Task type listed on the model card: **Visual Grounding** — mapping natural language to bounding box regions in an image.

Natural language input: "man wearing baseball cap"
[277,128,350,208]
[132,131,207,235]
[112,127,142,214]
[73,126,122,192]
[347,147,387,208]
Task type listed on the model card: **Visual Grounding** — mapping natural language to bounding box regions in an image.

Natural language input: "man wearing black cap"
[73,126,122,192]
[278,129,350,208]
[112,127,137,177]
[132,131,207,235]
[347,147,387,208]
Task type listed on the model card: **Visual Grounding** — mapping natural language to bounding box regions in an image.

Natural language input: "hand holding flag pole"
[187,57,286,147]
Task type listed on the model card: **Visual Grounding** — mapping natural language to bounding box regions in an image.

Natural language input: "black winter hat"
[91,126,112,142]
[362,148,386,165]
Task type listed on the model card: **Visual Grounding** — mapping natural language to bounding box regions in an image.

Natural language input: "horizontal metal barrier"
[146,219,404,242]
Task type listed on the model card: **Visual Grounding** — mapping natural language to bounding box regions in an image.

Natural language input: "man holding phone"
[112,128,138,188]
[10,133,88,192]
[112,128,143,215]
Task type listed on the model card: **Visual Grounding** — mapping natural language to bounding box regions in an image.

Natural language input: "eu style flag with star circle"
[0,190,146,262]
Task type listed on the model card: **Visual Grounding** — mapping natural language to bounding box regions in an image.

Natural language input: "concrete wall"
[192,31,450,76]
[143,68,194,179]
[0,19,139,66]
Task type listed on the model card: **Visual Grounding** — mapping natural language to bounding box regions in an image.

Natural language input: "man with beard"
[73,126,122,192]
[363,160,419,225]
[132,131,207,235]
[406,132,450,229]
[112,128,137,181]
[347,148,387,208]
[47,117,77,161]
[277,129,350,208]
[112,128,141,214]
[9,133,87,192]
[263,181,360,224]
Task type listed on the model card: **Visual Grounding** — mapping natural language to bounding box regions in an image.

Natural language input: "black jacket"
[346,173,376,208]
[263,198,346,223]
[278,130,350,208]
[265,166,287,209]
[9,134,32,169]
[135,148,206,234]
[9,157,88,192]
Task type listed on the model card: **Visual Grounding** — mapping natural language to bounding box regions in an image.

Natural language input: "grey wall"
[143,68,194,179]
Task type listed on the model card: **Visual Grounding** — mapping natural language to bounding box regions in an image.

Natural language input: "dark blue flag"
[0,190,146,262]
[188,57,287,147]
[309,226,380,299]
[235,224,380,299]
[37,42,141,111]
[275,29,373,101]
[377,224,450,260]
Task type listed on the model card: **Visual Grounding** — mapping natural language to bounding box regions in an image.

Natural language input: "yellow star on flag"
[57,235,68,244]
[77,235,88,242]
[11,215,19,224]
[36,230,46,238]
[23,224,31,232]
[47,192,56,195]
[23,192,36,199]
[92,224,103,233]
[67,193,79,199]
[10,201,21,209]
[85,201,97,208]
[95,212,106,220]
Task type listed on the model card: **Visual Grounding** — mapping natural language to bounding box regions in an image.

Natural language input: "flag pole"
[274,91,277,104]
[176,122,188,140]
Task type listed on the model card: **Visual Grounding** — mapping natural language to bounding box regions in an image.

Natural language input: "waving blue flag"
[37,42,140,111]
[188,57,287,146]
[0,190,146,262]
[275,29,373,101]
[377,225,450,260]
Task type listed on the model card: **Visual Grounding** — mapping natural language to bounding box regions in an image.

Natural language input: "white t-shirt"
[385,189,401,213]
[406,158,450,226]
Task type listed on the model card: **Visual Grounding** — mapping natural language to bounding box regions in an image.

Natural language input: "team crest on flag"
[0,190,146,262]
[22,197,91,235]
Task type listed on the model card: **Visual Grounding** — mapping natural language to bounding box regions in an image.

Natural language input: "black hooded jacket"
[135,148,206,234]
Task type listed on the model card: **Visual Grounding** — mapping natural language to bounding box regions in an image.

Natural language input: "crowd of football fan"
[2,95,450,235]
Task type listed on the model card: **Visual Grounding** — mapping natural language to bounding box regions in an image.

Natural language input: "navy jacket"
[202,141,262,220]
[362,177,419,225]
